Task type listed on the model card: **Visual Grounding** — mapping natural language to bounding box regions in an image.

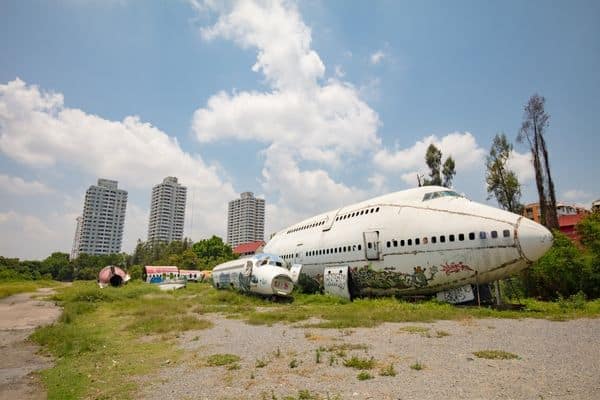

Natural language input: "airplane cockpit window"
[422,190,463,201]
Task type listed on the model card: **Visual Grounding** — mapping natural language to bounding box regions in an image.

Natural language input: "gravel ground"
[0,288,61,400]
[138,314,600,400]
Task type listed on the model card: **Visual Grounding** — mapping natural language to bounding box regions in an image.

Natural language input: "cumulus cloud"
[373,132,486,181]
[506,150,534,183]
[370,50,385,65]
[0,174,53,195]
[0,78,237,250]
[0,210,71,259]
[191,0,381,234]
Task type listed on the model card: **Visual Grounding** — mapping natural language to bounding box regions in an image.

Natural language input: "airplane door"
[363,231,380,260]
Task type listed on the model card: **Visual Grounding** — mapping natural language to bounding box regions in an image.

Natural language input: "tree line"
[0,235,237,282]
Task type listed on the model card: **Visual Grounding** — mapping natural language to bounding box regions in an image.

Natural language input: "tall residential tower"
[73,179,127,257]
[227,192,265,248]
[147,177,187,243]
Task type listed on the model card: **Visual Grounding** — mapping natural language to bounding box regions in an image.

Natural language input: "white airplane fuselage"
[263,186,553,296]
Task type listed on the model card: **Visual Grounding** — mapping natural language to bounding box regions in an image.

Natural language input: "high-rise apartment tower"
[73,179,127,257]
[227,192,265,248]
[147,177,187,243]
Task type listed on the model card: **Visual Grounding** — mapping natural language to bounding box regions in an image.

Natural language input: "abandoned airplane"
[262,186,553,302]
[212,253,297,297]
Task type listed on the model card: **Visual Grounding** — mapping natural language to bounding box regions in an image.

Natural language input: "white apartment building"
[73,179,127,257]
[227,192,265,248]
[147,177,187,243]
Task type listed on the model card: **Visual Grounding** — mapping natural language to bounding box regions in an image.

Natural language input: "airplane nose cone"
[517,218,553,262]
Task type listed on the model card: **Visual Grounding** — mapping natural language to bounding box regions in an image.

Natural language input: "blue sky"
[1,0,599,259]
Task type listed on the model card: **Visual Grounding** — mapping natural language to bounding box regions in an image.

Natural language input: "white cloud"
[0,210,71,259]
[370,50,385,65]
[0,174,53,195]
[0,78,237,252]
[191,0,382,234]
[199,0,324,92]
[561,189,596,206]
[507,150,534,183]
[334,65,345,78]
[374,132,485,173]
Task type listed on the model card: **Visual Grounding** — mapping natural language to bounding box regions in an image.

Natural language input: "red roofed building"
[559,214,585,242]
[233,241,265,256]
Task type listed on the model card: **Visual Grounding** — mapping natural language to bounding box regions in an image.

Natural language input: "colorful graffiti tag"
[440,262,473,275]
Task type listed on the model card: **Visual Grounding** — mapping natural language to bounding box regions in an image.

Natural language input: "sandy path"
[0,288,62,400]
[138,315,600,400]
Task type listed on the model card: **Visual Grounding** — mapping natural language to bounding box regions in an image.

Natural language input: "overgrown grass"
[0,280,60,299]
[379,363,396,376]
[410,361,424,370]
[356,371,373,380]
[31,281,213,399]
[343,356,375,370]
[473,350,520,360]
[29,280,600,398]
[206,353,241,366]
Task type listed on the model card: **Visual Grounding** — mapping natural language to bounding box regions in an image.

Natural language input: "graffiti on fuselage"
[350,264,439,290]
[440,262,473,275]
[237,272,251,292]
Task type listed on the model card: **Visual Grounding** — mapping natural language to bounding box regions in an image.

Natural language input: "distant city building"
[147,177,187,243]
[233,240,265,256]
[73,179,127,257]
[227,192,265,248]
[70,216,83,260]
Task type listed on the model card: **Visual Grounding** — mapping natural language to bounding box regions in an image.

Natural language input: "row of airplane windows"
[335,207,380,222]
[287,220,326,234]
[281,244,365,260]
[385,229,511,249]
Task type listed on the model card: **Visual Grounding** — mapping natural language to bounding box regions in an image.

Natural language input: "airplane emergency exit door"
[363,231,380,260]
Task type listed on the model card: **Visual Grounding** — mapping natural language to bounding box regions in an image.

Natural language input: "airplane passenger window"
[370,208,374,213]
[431,237,437,244]
[415,238,420,245]
[400,240,405,246]
[480,231,487,239]
[440,235,445,243]
[422,237,428,244]
[387,241,391,248]
[449,234,455,242]
[376,207,380,212]
[503,229,510,237]
[393,240,398,247]
[469,232,475,240]
[367,243,372,249]
[459,233,465,241]
[358,244,362,250]
[352,245,357,251]
[491,230,498,238]
[407,239,412,245]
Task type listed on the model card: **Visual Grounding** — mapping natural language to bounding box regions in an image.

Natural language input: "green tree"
[41,252,70,279]
[442,157,456,188]
[422,144,455,188]
[485,133,522,213]
[192,236,237,270]
[518,94,558,230]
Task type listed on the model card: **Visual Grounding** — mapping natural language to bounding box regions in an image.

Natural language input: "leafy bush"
[521,231,595,299]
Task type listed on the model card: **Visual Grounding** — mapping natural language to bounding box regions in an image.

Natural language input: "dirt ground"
[0,288,61,400]
[138,315,600,400]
